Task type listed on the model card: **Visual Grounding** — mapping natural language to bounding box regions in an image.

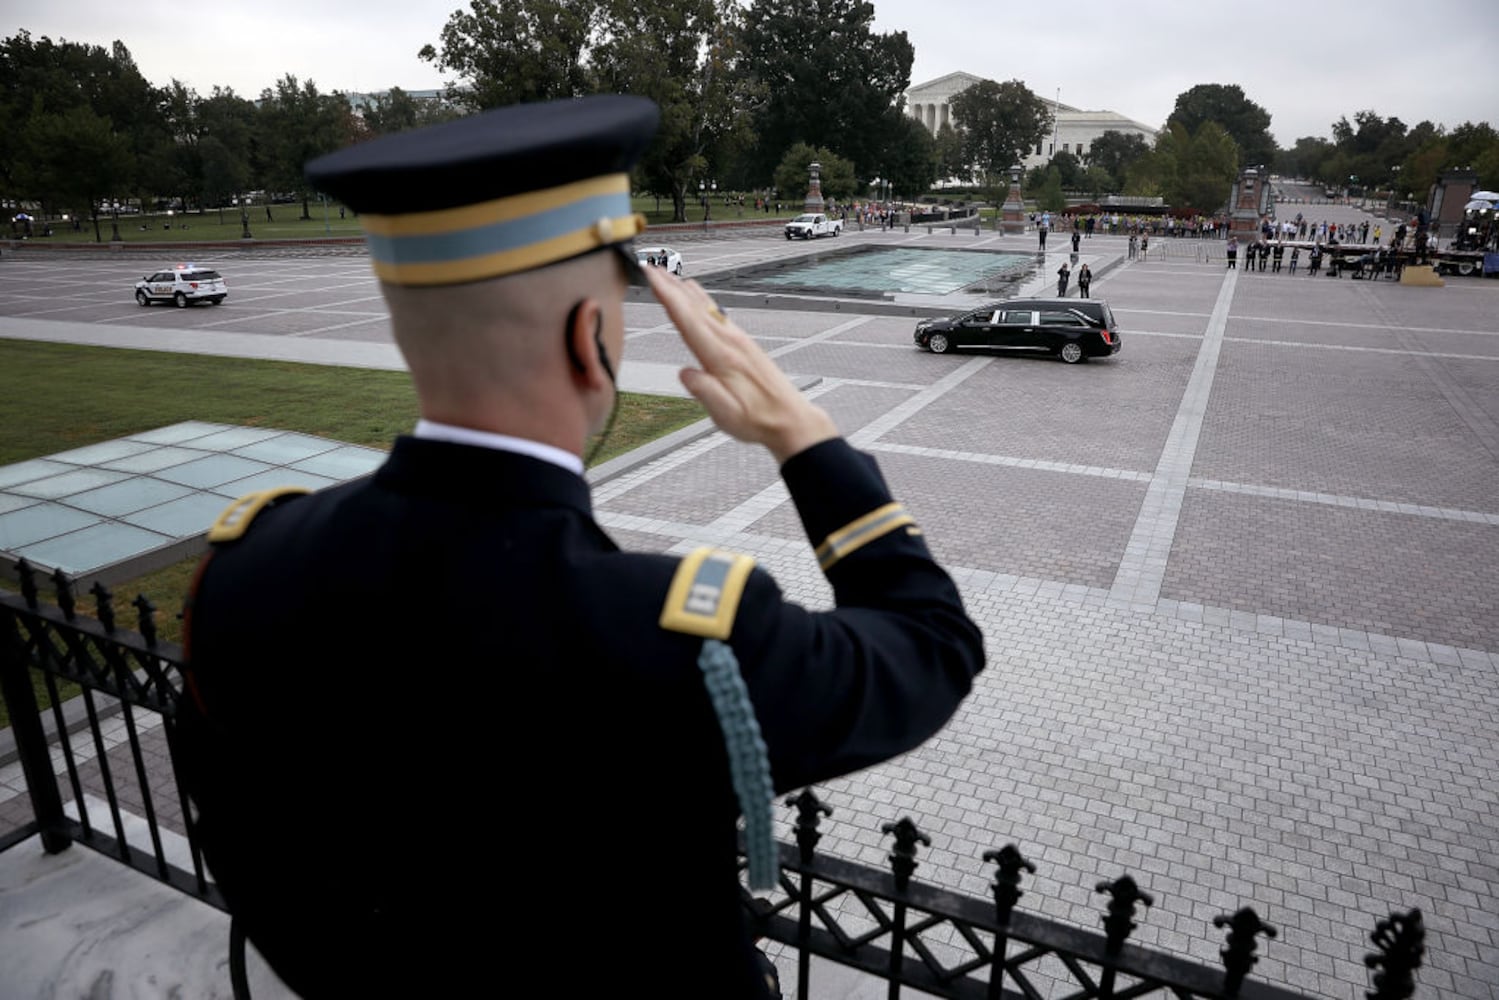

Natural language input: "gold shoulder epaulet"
[658,547,756,639]
[206,487,312,543]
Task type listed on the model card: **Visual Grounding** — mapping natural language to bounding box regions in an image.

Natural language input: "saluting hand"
[645,268,837,464]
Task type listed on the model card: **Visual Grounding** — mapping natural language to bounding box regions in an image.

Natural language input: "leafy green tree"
[197,88,258,216]
[1173,122,1238,211]
[0,32,157,202]
[882,114,936,198]
[1124,122,1237,212]
[591,0,758,222]
[258,75,357,220]
[1277,135,1335,180]
[1081,164,1114,197]
[419,0,598,108]
[1029,166,1064,212]
[416,0,757,223]
[737,0,913,181]
[773,143,856,203]
[948,78,1050,200]
[1166,83,1275,170]
[1048,150,1082,188]
[932,122,968,184]
[1446,121,1499,182]
[1392,120,1499,199]
[1086,130,1150,189]
[14,106,132,241]
[361,87,463,136]
[1327,110,1414,189]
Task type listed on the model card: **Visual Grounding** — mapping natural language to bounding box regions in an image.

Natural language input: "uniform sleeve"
[729,438,986,793]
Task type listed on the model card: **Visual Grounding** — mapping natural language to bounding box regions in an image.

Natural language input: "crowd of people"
[1031,211,1231,239]
[1226,232,1414,280]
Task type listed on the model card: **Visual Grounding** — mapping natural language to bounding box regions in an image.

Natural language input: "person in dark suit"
[176,94,985,999]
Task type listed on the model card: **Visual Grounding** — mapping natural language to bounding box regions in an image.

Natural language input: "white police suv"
[134,264,228,307]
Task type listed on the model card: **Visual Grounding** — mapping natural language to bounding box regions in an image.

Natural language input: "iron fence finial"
[133,594,157,647]
[91,581,116,634]
[1214,906,1277,997]
[17,559,39,608]
[1096,874,1154,954]
[52,568,76,620]
[1365,908,1424,999]
[785,788,832,865]
[881,816,930,892]
[983,843,1036,925]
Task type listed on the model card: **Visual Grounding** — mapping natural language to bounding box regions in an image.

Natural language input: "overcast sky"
[10,0,1497,146]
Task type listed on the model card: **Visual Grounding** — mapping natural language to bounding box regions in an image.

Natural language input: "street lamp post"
[241,194,253,240]
[110,201,121,242]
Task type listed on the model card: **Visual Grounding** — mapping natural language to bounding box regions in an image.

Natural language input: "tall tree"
[361,87,463,136]
[1166,84,1275,171]
[772,143,856,202]
[1277,135,1335,181]
[1048,150,1082,188]
[882,115,936,199]
[931,122,968,184]
[1327,110,1413,189]
[419,0,598,109]
[1125,122,1237,212]
[1086,130,1150,190]
[197,88,258,218]
[14,106,132,241]
[948,78,1051,199]
[0,32,156,202]
[258,75,357,219]
[737,0,913,182]
[591,0,757,222]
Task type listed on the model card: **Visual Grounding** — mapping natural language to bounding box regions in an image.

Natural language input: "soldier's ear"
[564,298,613,388]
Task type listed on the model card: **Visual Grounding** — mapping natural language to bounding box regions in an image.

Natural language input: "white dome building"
[904,72,1158,170]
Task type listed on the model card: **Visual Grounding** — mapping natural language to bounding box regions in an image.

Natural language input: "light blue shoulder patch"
[658,547,756,640]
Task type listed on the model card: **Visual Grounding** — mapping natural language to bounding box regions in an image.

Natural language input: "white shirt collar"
[413,419,584,476]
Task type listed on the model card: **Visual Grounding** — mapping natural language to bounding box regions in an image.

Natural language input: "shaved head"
[381,250,627,448]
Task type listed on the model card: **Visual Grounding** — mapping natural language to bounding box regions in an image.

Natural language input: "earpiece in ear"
[593,314,616,385]
[565,301,586,373]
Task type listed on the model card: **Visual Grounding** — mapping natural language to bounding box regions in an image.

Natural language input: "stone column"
[803,161,825,214]
[1001,163,1026,234]
[1228,167,1267,241]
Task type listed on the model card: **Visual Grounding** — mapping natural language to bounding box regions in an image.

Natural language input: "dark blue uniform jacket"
[180,435,985,997]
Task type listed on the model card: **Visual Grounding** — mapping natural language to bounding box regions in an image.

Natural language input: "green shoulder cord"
[698,638,778,892]
[660,548,779,892]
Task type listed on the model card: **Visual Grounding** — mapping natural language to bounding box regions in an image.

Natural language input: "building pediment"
[906,71,986,100]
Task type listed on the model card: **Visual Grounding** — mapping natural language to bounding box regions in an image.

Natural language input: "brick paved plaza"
[2,221,1497,997]
[604,245,1499,997]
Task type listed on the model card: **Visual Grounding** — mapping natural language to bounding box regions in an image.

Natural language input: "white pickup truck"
[785,213,843,240]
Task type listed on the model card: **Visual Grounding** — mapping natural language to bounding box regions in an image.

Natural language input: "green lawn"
[38,193,766,245]
[1,339,704,669]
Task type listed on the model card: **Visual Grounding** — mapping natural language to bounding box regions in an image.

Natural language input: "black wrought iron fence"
[2,561,1427,999]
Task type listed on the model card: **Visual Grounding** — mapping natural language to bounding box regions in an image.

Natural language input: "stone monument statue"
[803,161,825,214]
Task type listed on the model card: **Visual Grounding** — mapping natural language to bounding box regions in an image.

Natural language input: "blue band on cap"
[358,173,645,286]
[365,190,633,267]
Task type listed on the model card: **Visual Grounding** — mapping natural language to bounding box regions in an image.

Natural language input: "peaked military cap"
[306,94,659,286]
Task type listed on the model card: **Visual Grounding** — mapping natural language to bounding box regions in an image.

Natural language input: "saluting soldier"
[176,95,985,999]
